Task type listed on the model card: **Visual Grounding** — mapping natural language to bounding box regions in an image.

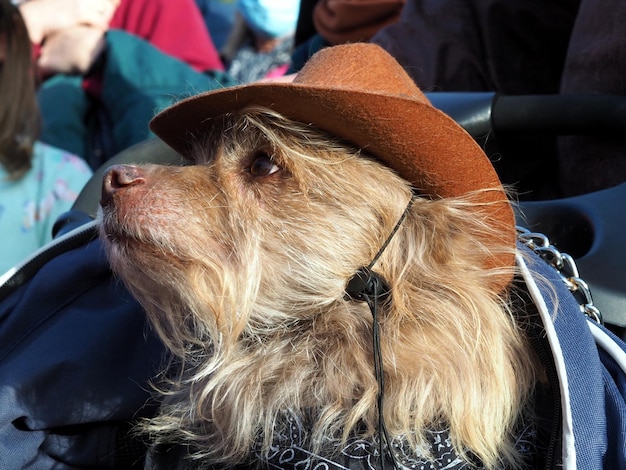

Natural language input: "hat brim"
[151,83,501,200]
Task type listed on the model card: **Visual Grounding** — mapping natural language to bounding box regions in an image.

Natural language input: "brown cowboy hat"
[150,43,516,291]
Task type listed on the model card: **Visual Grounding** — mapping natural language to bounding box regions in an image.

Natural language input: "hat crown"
[293,43,429,105]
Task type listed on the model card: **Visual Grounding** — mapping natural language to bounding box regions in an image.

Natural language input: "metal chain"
[516,226,603,324]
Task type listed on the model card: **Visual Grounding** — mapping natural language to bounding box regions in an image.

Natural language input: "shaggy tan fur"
[100,107,538,469]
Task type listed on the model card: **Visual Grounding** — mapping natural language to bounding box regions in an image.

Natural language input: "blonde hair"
[104,107,538,469]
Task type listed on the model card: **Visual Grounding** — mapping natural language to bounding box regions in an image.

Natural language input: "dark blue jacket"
[0,220,624,468]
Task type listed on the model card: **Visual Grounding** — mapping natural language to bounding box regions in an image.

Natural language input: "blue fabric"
[0,223,166,468]
[195,0,237,51]
[597,337,626,468]
[1,233,625,468]
[521,243,626,468]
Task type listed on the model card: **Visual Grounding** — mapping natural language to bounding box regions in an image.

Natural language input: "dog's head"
[99,44,535,469]
[100,104,517,349]
[100,107,422,348]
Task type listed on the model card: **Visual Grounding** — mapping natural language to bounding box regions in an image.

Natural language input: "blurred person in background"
[223,0,300,82]
[0,0,91,274]
[17,0,230,169]
[289,0,405,72]
[195,0,238,53]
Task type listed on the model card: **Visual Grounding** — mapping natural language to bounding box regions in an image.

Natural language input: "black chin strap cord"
[344,195,416,470]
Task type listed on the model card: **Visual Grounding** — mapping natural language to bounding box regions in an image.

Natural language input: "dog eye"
[249,152,280,177]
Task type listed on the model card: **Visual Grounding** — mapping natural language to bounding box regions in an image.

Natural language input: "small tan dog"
[100,44,540,469]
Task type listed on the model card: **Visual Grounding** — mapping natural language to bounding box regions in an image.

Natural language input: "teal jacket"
[37,29,236,169]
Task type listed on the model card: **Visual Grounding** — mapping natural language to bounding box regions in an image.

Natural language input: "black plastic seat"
[429,92,626,329]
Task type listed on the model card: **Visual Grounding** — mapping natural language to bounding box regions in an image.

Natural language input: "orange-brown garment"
[313,0,405,44]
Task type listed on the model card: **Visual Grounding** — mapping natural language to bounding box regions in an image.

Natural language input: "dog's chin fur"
[100,107,538,469]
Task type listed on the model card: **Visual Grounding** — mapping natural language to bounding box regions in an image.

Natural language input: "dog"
[99,44,542,469]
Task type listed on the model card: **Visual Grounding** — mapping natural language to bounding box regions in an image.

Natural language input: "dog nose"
[101,165,146,206]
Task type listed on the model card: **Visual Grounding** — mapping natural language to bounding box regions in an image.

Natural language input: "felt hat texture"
[150,43,516,289]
